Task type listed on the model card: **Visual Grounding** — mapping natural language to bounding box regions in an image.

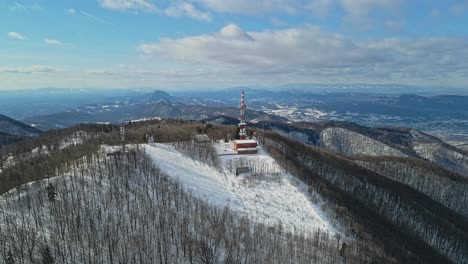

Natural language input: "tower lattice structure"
[239,91,247,140]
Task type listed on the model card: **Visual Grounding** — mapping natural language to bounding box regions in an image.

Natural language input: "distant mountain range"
[1,87,466,137]
[0,88,144,120]
[189,89,468,135]
[24,90,286,130]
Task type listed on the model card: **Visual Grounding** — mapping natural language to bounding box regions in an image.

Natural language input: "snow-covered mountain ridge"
[1,120,467,263]
[257,120,468,176]
[0,144,372,263]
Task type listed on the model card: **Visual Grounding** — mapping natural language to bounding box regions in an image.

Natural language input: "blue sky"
[1,0,468,90]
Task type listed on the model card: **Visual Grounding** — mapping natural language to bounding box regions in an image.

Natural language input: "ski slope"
[144,142,337,234]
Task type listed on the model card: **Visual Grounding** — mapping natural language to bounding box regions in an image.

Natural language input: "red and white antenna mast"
[239,90,247,139]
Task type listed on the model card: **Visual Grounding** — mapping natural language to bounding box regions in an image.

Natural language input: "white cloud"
[66,8,76,14]
[0,65,56,74]
[44,38,63,45]
[451,1,468,16]
[340,0,400,16]
[80,65,249,88]
[193,0,297,15]
[7,32,26,40]
[99,0,158,12]
[340,0,402,26]
[164,2,212,21]
[80,11,116,26]
[99,0,213,21]
[99,0,399,25]
[139,24,468,84]
[9,2,42,13]
[192,0,338,16]
[193,0,403,28]
[306,0,336,18]
[218,23,253,40]
[139,24,371,69]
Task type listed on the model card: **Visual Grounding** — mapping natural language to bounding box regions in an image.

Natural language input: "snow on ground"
[144,142,337,235]
[131,117,162,122]
[3,131,88,171]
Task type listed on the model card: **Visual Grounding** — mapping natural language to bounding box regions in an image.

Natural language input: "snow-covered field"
[262,104,333,122]
[144,142,337,234]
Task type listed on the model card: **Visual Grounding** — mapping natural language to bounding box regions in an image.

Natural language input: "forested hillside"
[0,120,467,263]
[0,126,391,263]
[353,156,468,219]
[0,114,41,137]
[0,132,24,146]
[259,132,468,263]
[256,120,468,176]
[0,114,42,146]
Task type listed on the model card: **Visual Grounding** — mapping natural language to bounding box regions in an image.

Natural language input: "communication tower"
[239,91,247,140]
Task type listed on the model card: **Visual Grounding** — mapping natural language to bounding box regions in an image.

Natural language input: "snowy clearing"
[144,142,337,235]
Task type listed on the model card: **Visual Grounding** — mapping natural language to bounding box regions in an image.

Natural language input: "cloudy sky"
[1,0,468,90]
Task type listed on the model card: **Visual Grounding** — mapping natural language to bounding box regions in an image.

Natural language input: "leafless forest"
[260,132,468,264]
[354,156,468,219]
[0,146,385,264]
[0,121,467,263]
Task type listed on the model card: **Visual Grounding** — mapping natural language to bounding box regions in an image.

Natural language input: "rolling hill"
[0,114,41,137]
[0,114,41,145]
[24,91,285,130]
[256,120,468,176]
[0,119,467,263]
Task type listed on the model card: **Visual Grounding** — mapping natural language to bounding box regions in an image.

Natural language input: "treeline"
[0,120,235,196]
[353,155,468,219]
[0,138,100,196]
[169,140,282,176]
[223,156,282,176]
[0,132,25,146]
[259,132,468,264]
[0,123,117,157]
[170,141,221,169]
[0,147,381,263]
[0,119,235,161]
[122,119,236,144]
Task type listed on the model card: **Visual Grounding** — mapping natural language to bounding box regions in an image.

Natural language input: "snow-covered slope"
[319,127,406,157]
[408,130,468,176]
[259,121,468,176]
[144,142,337,234]
[0,145,369,263]
[413,142,468,176]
